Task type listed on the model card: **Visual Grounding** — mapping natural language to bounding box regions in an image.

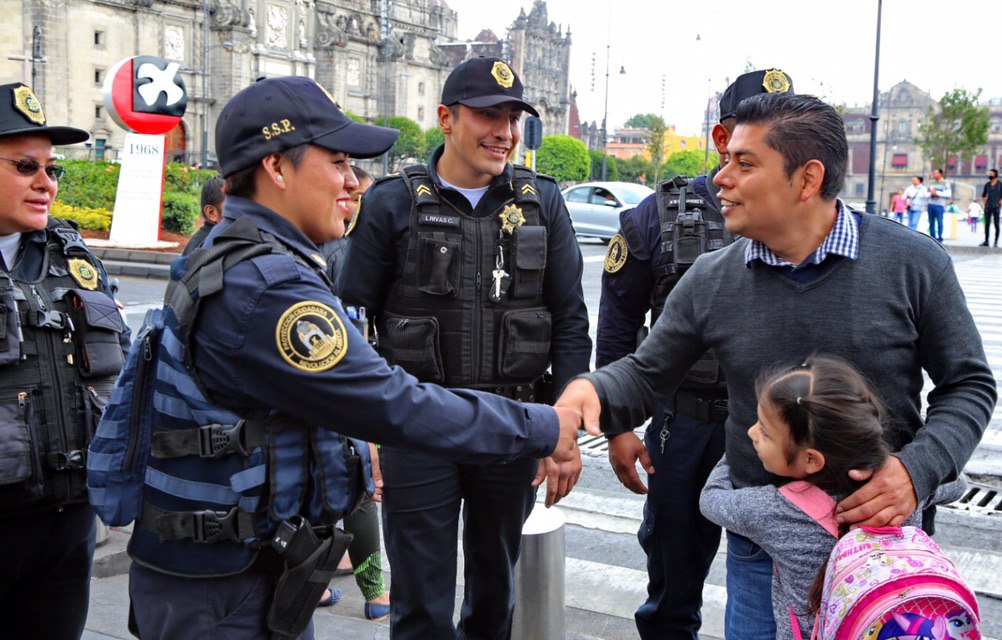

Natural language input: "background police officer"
[126,76,585,640]
[596,69,793,640]
[339,57,592,639]
[0,82,128,640]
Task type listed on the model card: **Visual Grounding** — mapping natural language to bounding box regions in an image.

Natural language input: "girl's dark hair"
[224,143,310,199]
[757,354,892,616]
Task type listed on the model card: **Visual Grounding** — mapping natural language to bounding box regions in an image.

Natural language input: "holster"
[266,518,353,640]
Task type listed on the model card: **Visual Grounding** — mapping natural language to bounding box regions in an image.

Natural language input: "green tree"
[918,89,990,173]
[589,149,619,181]
[535,135,590,182]
[345,110,367,124]
[619,155,653,186]
[424,126,444,155]
[662,149,713,180]
[376,115,424,171]
[624,113,660,129]
[645,115,668,184]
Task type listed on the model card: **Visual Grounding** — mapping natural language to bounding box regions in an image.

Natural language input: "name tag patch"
[419,213,461,228]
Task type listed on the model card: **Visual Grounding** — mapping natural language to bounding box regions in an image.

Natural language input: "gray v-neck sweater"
[584,214,996,502]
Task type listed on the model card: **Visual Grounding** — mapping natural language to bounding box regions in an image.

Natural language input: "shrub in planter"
[161,192,200,235]
[50,202,113,231]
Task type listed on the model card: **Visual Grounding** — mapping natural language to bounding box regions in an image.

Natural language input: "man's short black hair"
[914,175,924,183]
[200,175,225,217]
[734,93,848,200]
[934,167,944,176]
[351,164,373,183]
[990,169,998,179]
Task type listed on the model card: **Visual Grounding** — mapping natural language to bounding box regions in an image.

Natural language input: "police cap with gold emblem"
[0,83,89,145]
[717,69,794,122]
[441,57,540,118]
[215,76,399,177]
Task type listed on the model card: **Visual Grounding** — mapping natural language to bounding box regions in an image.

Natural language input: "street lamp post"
[381,0,393,175]
[599,45,624,181]
[201,0,209,167]
[865,0,883,214]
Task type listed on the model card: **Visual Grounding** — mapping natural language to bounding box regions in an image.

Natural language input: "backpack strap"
[779,482,835,640]
[778,482,839,538]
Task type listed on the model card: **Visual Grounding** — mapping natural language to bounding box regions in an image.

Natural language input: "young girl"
[699,355,965,639]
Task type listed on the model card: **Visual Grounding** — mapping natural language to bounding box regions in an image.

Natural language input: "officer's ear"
[712,122,731,155]
[259,153,288,191]
[438,104,455,135]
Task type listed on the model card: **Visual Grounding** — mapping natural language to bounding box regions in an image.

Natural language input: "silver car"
[561,181,655,241]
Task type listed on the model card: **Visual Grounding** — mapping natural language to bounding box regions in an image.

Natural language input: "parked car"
[561,181,655,241]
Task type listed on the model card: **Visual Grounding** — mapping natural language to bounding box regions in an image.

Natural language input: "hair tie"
[796,396,803,406]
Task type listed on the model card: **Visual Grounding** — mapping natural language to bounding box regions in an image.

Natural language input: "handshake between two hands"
[530,379,603,508]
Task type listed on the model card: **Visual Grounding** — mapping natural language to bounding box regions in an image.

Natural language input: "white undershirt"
[0,233,22,271]
[438,177,489,210]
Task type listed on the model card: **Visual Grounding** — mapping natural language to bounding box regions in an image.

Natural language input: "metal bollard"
[512,503,565,640]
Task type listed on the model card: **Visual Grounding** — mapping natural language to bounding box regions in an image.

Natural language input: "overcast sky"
[441,0,997,135]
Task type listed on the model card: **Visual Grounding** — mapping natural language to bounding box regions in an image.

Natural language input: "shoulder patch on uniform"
[604,234,629,273]
[275,301,348,373]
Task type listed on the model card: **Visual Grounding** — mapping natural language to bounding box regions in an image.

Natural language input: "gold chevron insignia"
[521,184,536,195]
[416,184,432,197]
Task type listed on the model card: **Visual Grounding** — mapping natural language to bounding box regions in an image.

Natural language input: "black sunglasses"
[0,157,66,181]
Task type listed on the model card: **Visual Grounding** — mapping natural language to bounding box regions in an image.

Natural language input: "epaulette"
[373,171,403,187]
[511,165,541,206]
[399,165,440,207]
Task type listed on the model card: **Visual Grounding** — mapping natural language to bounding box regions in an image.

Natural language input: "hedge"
[56,160,216,232]
[50,202,113,231]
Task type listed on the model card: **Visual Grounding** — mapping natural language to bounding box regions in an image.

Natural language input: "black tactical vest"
[653,176,731,390]
[378,165,551,392]
[0,218,125,515]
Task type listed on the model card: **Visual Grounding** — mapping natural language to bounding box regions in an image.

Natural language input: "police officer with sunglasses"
[0,82,129,640]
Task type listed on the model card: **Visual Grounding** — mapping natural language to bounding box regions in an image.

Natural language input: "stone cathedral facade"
[1,0,571,164]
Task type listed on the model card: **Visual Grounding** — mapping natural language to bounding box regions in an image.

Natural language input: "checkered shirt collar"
[744,200,859,268]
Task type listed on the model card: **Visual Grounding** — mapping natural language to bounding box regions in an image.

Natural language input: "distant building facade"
[606,125,704,162]
[3,0,573,167]
[841,80,1002,207]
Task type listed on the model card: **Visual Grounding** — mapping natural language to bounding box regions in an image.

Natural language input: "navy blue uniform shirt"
[338,146,592,390]
[191,196,559,463]
[596,173,716,367]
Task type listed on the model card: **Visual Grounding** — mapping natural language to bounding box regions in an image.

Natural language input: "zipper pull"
[17,391,27,417]
[476,272,482,290]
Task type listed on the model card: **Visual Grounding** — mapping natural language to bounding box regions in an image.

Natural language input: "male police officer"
[0,82,128,639]
[339,57,592,639]
[597,69,792,640]
[124,76,584,640]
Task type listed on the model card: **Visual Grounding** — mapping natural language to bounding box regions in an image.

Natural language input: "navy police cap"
[718,69,794,122]
[0,83,89,145]
[441,57,540,118]
[215,76,399,177]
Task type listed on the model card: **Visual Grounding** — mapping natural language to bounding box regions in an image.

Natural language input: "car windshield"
[616,184,653,205]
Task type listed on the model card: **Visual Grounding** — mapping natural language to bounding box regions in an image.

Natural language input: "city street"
[88,241,1002,639]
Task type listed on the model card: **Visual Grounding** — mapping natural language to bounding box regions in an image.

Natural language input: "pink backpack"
[779,482,981,640]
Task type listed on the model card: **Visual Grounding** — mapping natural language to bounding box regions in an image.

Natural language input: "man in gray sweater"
[559,93,996,640]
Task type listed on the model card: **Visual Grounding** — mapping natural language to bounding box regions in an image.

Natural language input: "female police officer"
[0,82,127,640]
[125,76,583,640]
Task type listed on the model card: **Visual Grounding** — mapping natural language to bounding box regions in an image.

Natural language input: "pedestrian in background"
[890,188,907,224]
[339,56,592,639]
[904,175,929,230]
[181,174,225,257]
[0,82,128,640]
[981,168,1002,247]
[967,199,983,233]
[927,168,952,242]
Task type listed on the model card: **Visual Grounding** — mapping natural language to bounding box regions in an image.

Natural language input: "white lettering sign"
[109,133,167,246]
